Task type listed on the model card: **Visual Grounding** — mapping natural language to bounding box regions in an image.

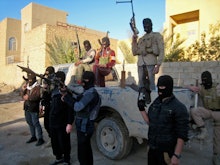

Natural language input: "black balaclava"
[27,73,37,86]
[46,66,55,75]
[143,18,153,34]
[55,71,66,84]
[201,71,212,89]
[83,40,91,51]
[45,66,55,79]
[82,71,95,90]
[157,75,173,100]
[102,37,110,48]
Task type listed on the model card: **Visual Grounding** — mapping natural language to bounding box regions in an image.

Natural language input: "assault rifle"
[116,0,139,35]
[17,65,80,95]
[75,28,82,60]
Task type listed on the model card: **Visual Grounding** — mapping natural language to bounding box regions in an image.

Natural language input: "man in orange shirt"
[94,37,116,87]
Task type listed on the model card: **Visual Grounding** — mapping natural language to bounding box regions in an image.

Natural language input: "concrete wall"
[165,0,220,47]
[116,61,220,87]
[1,61,219,89]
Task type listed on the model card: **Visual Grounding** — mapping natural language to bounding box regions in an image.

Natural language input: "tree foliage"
[163,30,188,62]
[183,21,220,61]
[162,21,220,62]
[46,22,220,64]
[46,36,80,65]
[118,40,137,64]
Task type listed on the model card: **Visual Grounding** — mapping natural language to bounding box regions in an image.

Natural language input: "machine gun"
[116,0,139,35]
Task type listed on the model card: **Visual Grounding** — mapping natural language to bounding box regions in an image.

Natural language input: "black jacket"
[148,95,189,151]
[49,88,74,128]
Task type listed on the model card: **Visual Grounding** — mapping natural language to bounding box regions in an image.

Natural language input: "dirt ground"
[0,85,214,165]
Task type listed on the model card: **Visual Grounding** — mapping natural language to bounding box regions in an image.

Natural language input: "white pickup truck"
[54,63,195,160]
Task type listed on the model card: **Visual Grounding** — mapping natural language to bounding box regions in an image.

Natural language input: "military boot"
[197,127,208,140]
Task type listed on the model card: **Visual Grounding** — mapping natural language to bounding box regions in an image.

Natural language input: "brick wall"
[116,61,220,87]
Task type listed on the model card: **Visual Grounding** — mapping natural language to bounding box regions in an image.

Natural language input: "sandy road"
[0,91,214,165]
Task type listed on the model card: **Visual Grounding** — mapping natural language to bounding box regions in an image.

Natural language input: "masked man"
[49,71,74,165]
[94,37,116,87]
[187,71,220,165]
[138,75,189,165]
[22,73,45,146]
[61,71,100,165]
[132,18,164,91]
[39,66,55,147]
[74,40,96,84]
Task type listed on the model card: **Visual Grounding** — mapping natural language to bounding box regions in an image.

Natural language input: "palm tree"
[163,29,188,62]
[46,36,79,65]
[118,40,137,64]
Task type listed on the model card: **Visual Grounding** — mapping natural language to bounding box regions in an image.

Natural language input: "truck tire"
[96,117,133,160]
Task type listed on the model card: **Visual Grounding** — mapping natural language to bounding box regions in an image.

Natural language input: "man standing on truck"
[186,71,220,165]
[138,75,189,165]
[94,37,116,87]
[132,18,164,91]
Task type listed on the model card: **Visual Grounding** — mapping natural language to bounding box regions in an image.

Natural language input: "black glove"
[138,100,146,111]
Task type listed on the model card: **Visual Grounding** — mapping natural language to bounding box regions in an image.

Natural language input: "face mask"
[201,71,212,89]
[157,75,173,100]
[27,73,36,86]
[143,18,152,34]
[28,79,35,86]
[82,71,95,90]
[82,79,93,90]
[158,87,172,101]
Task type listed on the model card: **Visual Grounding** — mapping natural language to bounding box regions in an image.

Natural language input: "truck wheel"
[96,117,133,160]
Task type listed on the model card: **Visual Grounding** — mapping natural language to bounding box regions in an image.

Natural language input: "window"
[6,55,14,64]
[24,23,29,32]
[9,37,16,51]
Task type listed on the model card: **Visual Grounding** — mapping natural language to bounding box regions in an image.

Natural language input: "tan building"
[164,0,220,46]
[0,2,118,88]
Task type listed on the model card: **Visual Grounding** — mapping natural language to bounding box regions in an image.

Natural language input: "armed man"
[132,18,164,91]
[186,71,220,165]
